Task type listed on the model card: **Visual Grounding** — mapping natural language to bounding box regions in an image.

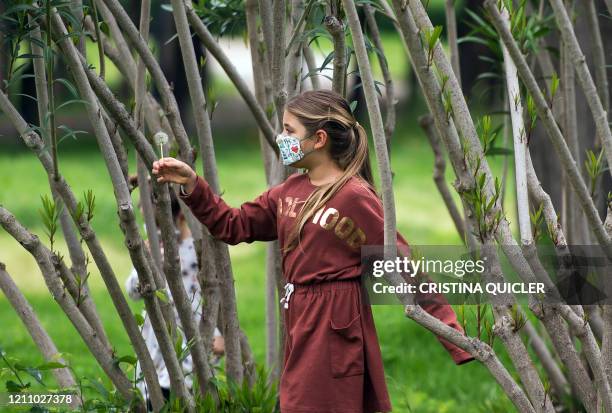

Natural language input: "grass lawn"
[0,99,522,412]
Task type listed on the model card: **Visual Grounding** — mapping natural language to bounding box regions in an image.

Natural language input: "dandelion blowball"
[154,131,169,158]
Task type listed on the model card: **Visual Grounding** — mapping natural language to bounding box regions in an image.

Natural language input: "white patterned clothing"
[124,236,222,399]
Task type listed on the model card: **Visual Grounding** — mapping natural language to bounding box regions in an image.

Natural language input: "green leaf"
[478,173,486,189]
[54,77,79,98]
[155,289,169,303]
[15,364,44,386]
[6,380,28,392]
[115,355,137,366]
[134,313,145,327]
[36,361,66,371]
[486,147,513,156]
[550,72,559,101]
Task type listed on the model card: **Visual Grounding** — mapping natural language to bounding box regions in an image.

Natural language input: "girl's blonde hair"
[283,90,375,254]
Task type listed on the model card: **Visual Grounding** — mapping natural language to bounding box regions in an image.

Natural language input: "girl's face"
[282,111,328,169]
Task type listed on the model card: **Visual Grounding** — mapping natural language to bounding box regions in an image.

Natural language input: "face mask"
[276,133,315,166]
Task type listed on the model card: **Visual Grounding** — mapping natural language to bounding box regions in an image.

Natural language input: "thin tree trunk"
[342,0,395,249]
[267,0,292,377]
[364,4,396,153]
[559,1,581,244]
[303,44,321,90]
[134,0,165,282]
[285,0,305,98]
[29,18,110,353]
[30,18,90,296]
[78,55,216,407]
[258,0,275,103]
[500,8,531,245]
[501,18,597,408]
[0,208,138,406]
[246,0,282,381]
[556,304,612,411]
[83,13,172,142]
[444,0,461,88]
[484,0,612,259]
[548,0,612,172]
[70,0,85,55]
[103,111,129,184]
[418,114,465,241]
[542,306,597,411]
[585,0,609,116]
[183,2,277,149]
[0,87,170,409]
[49,12,192,406]
[603,210,612,391]
[100,0,194,165]
[325,2,346,96]
[0,264,78,398]
[171,0,242,386]
[522,320,569,400]
[271,0,288,126]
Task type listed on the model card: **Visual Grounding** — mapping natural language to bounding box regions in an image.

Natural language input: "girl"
[125,177,225,409]
[152,90,474,413]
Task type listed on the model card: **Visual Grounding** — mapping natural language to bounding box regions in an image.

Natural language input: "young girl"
[152,90,474,413]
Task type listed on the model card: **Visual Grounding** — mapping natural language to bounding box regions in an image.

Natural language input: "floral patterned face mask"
[275,133,315,166]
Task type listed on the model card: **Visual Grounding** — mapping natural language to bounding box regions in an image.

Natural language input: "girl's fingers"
[157,159,177,172]
[162,157,181,169]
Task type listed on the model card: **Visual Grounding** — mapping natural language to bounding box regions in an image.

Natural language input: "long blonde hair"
[283,90,375,254]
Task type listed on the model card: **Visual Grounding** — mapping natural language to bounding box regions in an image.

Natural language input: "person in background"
[124,175,225,409]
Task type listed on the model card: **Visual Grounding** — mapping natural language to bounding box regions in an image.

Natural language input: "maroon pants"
[280,278,392,413]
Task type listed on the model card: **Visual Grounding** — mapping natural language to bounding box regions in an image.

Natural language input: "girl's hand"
[152,157,197,192]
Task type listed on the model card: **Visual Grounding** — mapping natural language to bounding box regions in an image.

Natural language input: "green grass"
[0,100,520,412]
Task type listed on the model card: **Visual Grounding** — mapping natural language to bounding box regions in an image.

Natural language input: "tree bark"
[325,2,346,96]
[484,0,612,259]
[171,0,243,386]
[548,0,612,173]
[0,86,171,409]
[418,115,465,241]
[0,207,138,406]
[364,4,396,153]
[100,0,195,165]
[0,263,78,400]
[50,12,193,406]
[183,2,277,149]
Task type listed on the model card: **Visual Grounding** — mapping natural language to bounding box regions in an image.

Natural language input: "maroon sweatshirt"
[180,172,474,412]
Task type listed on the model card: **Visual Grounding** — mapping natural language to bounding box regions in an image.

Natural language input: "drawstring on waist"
[280,283,295,309]
[280,278,360,309]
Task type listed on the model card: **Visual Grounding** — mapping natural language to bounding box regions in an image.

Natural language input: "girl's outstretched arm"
[152,157,280,245]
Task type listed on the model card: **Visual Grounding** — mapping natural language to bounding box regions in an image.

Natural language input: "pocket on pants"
[328,312,365,378]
